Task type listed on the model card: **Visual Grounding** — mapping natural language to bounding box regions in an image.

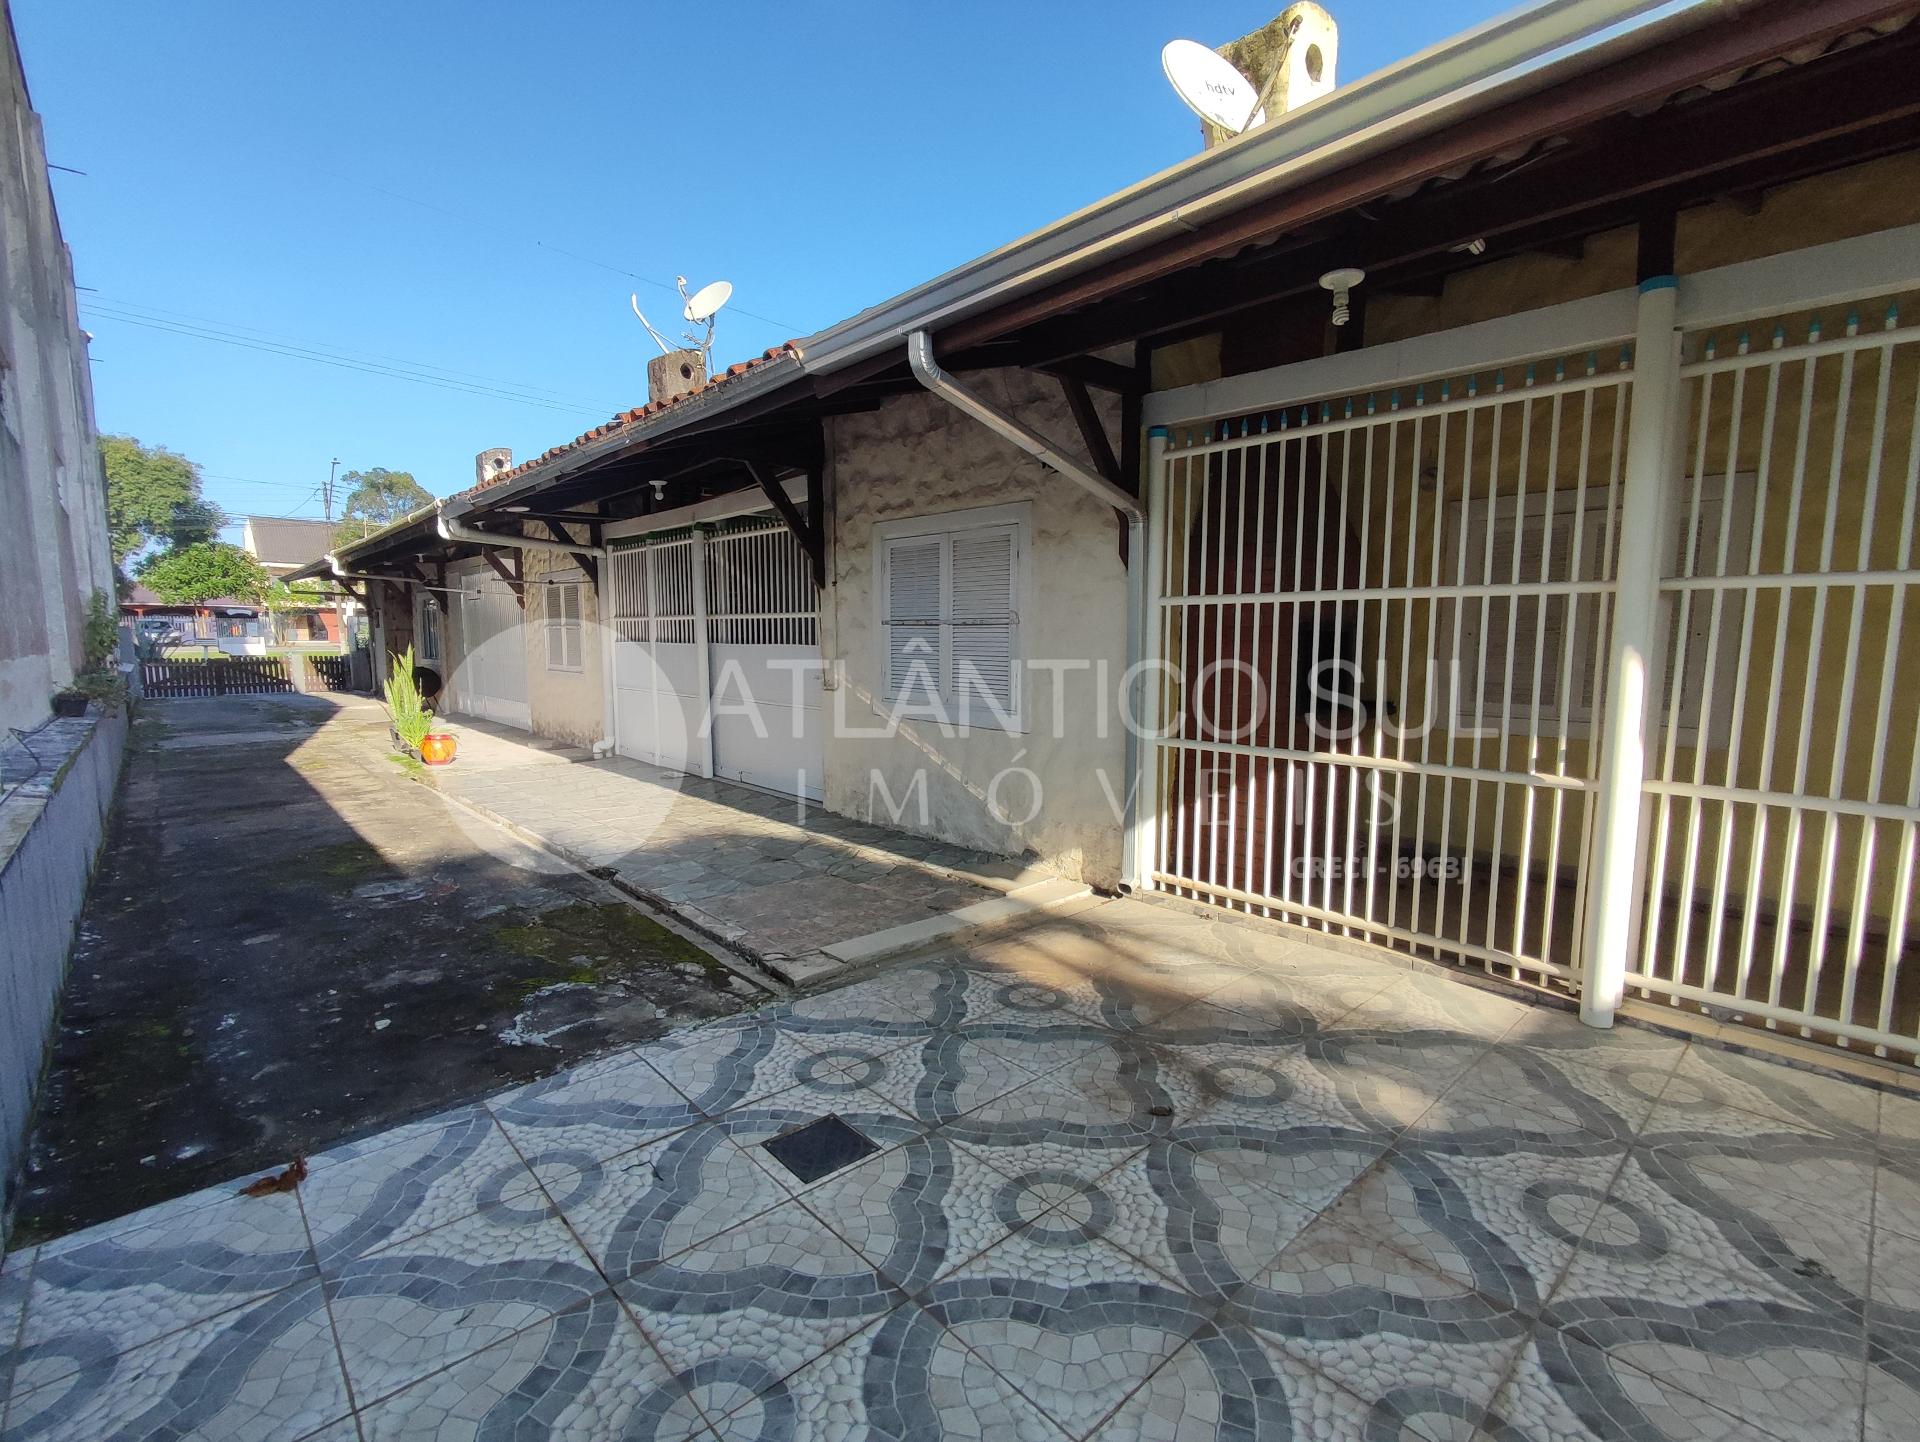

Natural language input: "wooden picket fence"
[302,653,355,691]
[142,655,294,698]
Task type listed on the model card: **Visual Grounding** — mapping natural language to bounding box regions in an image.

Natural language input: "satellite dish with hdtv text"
[1161,39,1266,134]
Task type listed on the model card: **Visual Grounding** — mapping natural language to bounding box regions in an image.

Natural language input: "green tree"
[137,542,269,605]
[100,435,223,569]
[334,468,432,546]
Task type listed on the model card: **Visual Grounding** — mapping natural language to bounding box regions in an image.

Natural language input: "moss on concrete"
[305,839,387,882]
[492,901,736,995]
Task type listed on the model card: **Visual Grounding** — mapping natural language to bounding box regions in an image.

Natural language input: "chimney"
[1203,3,1339,150]
[475,448,512,487]
[647,348,707,406]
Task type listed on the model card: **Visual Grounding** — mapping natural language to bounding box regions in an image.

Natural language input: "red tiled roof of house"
[462,342,804,501]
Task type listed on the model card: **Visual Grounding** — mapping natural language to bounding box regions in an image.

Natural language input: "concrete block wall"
[0,703,127,1225]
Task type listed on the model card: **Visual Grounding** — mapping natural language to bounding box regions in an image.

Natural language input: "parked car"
[136,617,185,647]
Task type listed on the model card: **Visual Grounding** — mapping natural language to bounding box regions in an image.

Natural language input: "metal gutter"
[798,0,1744,375]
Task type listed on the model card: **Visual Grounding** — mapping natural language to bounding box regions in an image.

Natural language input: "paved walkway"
[9,696,767,1244]
[4,897,1916,1441]
[423,717,1085,979]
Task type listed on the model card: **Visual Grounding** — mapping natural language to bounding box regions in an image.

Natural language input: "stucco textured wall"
[0,703,126,1221]
[822,372,1130,886]
[0,12,115,735]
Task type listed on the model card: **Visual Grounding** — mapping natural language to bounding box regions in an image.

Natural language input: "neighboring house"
[121,585,267,654]
[293,0,1920,1061]
[240,515,344,646]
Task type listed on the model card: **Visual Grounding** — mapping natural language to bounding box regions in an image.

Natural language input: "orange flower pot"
[419,732,458,766]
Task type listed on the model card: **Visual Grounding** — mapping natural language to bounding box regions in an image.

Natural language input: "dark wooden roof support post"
[738,456,825,589]
[482,550,526,607]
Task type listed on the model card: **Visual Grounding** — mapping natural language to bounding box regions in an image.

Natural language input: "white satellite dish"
[682,280,733,324]
[1161,39,1266,134]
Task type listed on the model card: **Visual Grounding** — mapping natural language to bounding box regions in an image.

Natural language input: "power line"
[318,167,806,335]
[88,293,603,406]
[82,307,617,416]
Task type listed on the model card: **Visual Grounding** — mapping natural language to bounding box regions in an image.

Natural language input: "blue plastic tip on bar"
[1738,331,1750,356]
[1847,310,1860,337]
[1773,323,1787,348]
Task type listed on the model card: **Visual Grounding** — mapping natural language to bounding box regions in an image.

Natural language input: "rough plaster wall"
[521,526,605,747]
[0,706,126,1217]
[0,25,112,735]
[821,372,1129,886]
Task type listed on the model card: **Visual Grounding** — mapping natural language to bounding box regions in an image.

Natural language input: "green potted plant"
[384,646,432,760]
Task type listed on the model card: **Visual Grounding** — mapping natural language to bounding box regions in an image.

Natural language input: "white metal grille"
[1628,296,1920,1055]
[609,535,698,645]
[705,519,819,645]
[1152,344,1634,991]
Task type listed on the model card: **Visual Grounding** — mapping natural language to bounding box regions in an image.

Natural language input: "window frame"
[873,502,1030,732]
[543,580,585,673]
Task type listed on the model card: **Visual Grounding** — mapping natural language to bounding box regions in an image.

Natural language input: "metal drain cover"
[761,1115,878,1183]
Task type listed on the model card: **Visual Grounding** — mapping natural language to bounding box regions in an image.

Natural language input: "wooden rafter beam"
[1057,376,1122,487]
[1035,355,1145,395]
[735,456,826,588]
[482,549,525,606]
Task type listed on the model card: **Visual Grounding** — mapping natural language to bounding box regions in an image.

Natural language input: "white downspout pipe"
[434,511,622,758]
[907,330,1149,883]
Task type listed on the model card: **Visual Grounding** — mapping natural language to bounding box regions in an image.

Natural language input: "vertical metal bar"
[690,526,715,778]
[1582,277,1682,1029]
[1133,427,1171,891]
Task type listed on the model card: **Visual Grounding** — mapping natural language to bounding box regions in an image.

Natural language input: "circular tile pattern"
[995,1168,1115,1244]
[794,1048,885,1090]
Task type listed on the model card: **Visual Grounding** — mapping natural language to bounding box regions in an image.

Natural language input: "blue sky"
[16,1,1509,532]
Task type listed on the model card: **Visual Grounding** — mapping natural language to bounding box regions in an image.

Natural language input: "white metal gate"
[446,568,530,730]
[705,518,823,799]
[609,535,703,776]
[1628,296,1920,1054]
[1150,339,1632,996]
[1147,263,1920,1058]
[607,515,823,799]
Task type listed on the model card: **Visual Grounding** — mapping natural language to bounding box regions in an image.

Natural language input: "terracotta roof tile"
[463,341,803,502]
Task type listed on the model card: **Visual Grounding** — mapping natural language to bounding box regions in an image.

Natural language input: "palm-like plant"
[384,646,431,752]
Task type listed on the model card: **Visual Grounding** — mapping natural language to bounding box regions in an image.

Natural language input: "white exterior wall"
[820,372,1130,887]
[521,526,607,748]
[0,12,113,734]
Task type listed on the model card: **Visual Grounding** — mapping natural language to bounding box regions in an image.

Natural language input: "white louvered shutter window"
[879,512,1024,727]
[546,582,584,671]
[885,537,944,708]
[949,526,1017,722]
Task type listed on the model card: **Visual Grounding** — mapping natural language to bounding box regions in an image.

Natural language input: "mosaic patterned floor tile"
[1491,1321,1789,1442]
[558,1124,797,1283]
[1545,1290,1866,1442]
[14,1188,315,1389]
[325,1202,604,1403]
[487,1048,702,1167]
[926,1231,1216,1439]
[1173,1128,1387,1218]
[298,1106,540,1271]
[697,1304,1071,1442]
[1082,1329,1376,1442]
[603,1022,823,1121]
[793,1131,1024,1295]
[2,1280,348,1442]
[619,1203,901,1405]
[1668,1046,1882,1136]
[1547,1152,1845,1314]
[10,912,1915,1442]
[354,1294,700,1441]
